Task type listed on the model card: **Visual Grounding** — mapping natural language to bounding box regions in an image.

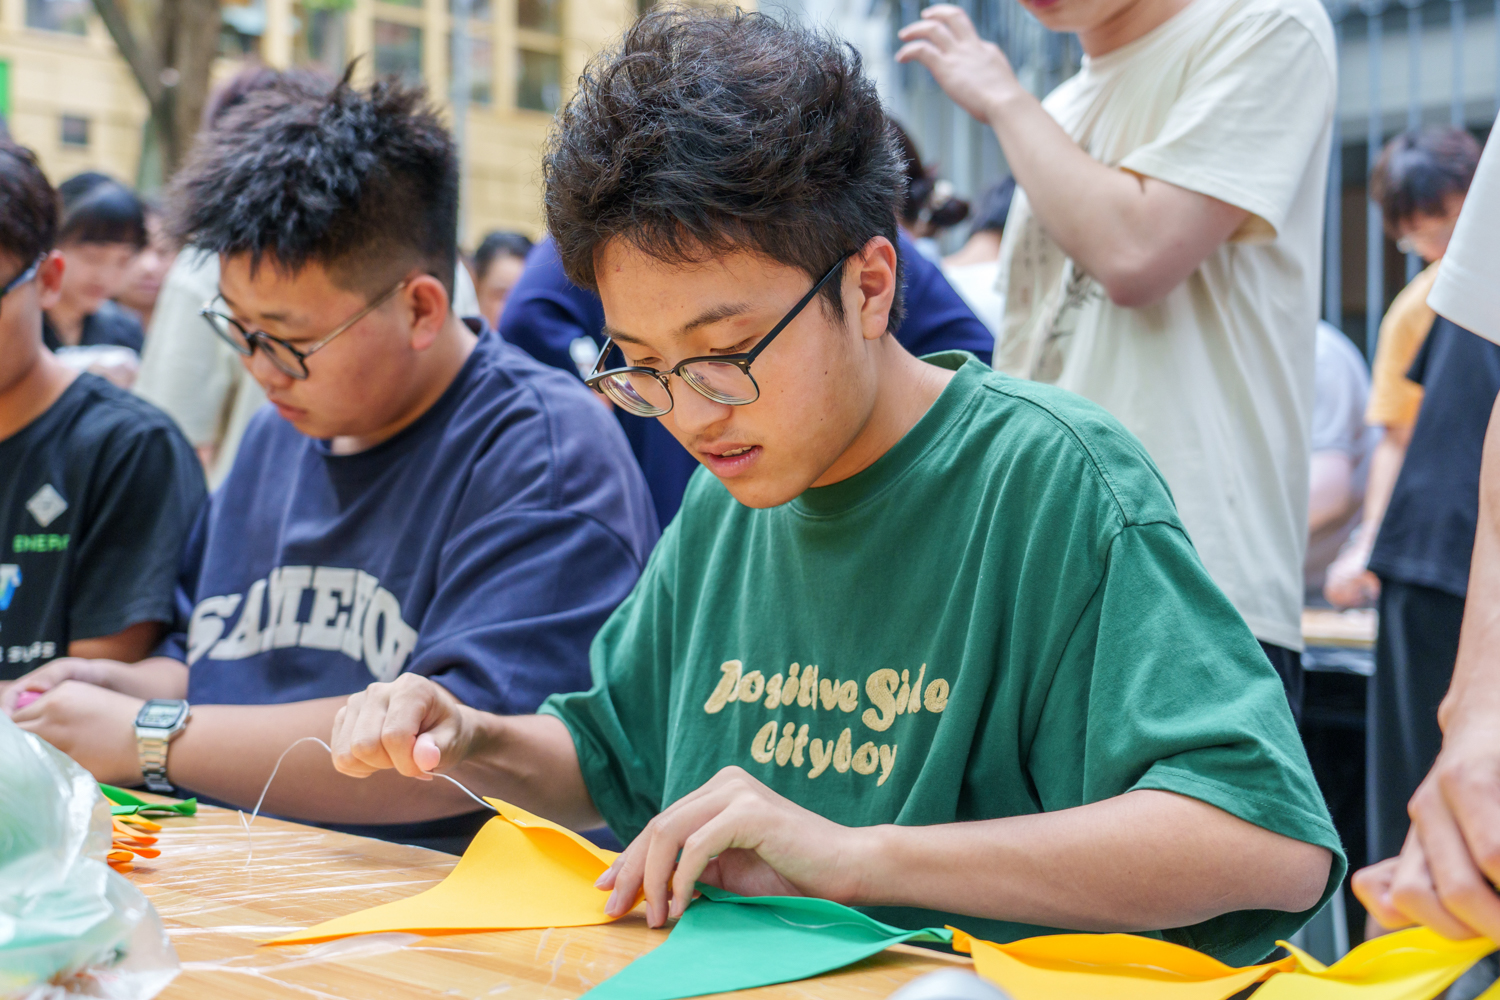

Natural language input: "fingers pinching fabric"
[267,798,624,944]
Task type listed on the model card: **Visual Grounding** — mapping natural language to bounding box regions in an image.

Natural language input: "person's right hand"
[1353,713,1500,940]
[330,673,480,780]
[1,657,121,715]
[1324,545,1380,608]
[895,6,1026,123]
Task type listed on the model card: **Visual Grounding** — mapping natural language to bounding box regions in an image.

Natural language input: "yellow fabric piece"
[1366,263,1439,430]
[1253,928,1495,1000]
[951,928,1292,1000]
[268,798,621,945]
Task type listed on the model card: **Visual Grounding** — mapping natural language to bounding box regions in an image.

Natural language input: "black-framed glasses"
[199,277,409,380]
[0,254,44,307]
[584,252,853,418]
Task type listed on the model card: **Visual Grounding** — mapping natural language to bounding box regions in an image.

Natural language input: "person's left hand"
[595,766,879,928]
[11,680,144,786]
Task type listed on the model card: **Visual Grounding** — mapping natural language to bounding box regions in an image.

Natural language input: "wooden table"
[137,803,964,1000]
[1302,607,1377,650]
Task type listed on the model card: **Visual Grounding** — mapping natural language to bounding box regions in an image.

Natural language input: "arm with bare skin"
[1354,395,1500,940]
[894,6,1249,308]
[7,661,482,824]
[332,675,1333,931]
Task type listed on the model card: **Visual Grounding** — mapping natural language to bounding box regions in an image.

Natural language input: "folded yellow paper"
[267,798,622,945]
[952,928,1292,1000]
[1252,927,1496,1000]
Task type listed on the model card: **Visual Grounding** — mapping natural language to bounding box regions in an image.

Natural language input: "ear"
[37,250,64,310]
[403,273,451,351]
[851,237,898,343]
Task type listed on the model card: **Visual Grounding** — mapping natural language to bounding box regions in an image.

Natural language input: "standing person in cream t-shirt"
[899,0,1335,707]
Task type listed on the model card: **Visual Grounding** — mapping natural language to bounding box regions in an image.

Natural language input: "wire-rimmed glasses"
[0,254,44,309]
[199,277,409,380]
[584,253,852,418]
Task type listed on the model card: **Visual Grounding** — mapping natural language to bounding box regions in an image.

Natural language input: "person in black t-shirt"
[0,140,205,684]
[1364,315,1500,868]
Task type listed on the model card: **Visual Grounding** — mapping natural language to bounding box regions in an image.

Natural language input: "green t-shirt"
[541,354,1345,966]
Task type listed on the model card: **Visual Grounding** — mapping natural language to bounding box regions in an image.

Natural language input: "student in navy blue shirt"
[4,75,657,851]
[499,232,992,525]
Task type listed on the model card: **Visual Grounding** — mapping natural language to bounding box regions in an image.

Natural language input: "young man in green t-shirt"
[330,7,1344,964]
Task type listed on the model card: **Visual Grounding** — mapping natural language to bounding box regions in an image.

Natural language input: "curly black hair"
[168,69,458,297]
[0,139,58,264]
[543,5,905,329]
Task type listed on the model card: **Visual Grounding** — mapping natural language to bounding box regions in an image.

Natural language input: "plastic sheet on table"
[133,803,960,999]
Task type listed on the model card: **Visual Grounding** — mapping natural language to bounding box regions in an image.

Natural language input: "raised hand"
[895,5,1025,123]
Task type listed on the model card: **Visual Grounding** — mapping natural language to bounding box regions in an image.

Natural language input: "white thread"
[238,736,498,868]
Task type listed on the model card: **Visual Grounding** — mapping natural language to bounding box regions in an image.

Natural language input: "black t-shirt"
[42,300,145,353]
[1369,316,1500,597]
[0,374,206,678]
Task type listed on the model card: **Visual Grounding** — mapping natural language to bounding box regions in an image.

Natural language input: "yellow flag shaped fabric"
[1252,927,1495,1000]
[268,798,622,945]
[953,928,1292,1000]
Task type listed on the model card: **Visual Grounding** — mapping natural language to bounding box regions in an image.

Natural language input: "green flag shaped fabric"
[99,783,197,817]
[582,886,952,1000]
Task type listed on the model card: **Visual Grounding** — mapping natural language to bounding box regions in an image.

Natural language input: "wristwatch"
[134,699,191,794]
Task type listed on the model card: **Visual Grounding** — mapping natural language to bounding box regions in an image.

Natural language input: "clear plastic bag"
[0,717,178,999]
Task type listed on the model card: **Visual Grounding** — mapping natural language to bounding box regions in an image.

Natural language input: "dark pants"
[1368,578,1466,863]
[1260,640,1305,722]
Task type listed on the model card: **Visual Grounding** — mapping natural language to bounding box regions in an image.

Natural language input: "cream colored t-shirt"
[994,0,1336,650]
[134,251,266,489]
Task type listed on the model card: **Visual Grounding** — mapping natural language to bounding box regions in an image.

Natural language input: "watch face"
[138,701,185,729]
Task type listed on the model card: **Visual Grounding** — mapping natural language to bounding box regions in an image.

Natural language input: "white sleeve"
[1310,324,1369,454]
[134,252,232,446]
[1428,138,1500,344]
[1118,11,1336,241]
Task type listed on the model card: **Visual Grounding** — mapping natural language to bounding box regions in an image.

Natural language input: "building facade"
[0,0,640,241]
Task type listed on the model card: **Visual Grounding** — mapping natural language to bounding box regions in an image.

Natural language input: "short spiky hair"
[168,72,458,297]
[0,140,58,263]
[543,5,905,329]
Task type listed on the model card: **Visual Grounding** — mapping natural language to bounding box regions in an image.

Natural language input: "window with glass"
[60,115,89,147]
[517,48,561,113]
[219,0,265,56]
[26,0,88,34]
[453,0,490,22]
[294,1,348,74]
[450,34,493,105]
[517,0,558,33]
[374,20,423,84]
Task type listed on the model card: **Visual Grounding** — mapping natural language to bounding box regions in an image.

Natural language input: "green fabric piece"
[542,355,1345,966]
[99,783,197,816]
[582,887,950,1000]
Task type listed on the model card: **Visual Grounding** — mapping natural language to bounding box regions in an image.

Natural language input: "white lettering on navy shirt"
[187,566,419,681]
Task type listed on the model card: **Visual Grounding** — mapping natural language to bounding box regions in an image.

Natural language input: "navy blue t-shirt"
[1369,316,1500,598]
[498,234,993,525]
[171,324,658,736]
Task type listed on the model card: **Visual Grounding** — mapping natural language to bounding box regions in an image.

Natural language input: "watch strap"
[138,731,174,793]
